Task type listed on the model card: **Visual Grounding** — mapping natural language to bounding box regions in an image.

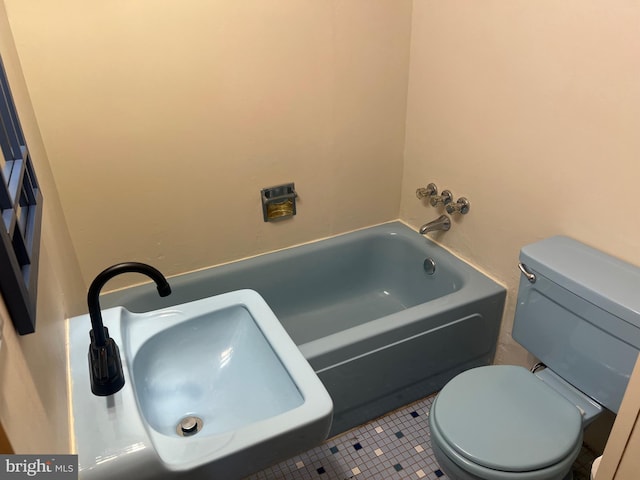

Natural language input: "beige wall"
[401,0,640,367]
[4,0,412,292]
[0,0,85,453]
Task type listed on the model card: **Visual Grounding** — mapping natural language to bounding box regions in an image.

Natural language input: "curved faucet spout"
[419,214,451,235]
[87,262,171,396]
[88,262,171,346]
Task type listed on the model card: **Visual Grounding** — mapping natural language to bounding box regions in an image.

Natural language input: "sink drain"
[176,416,203,437]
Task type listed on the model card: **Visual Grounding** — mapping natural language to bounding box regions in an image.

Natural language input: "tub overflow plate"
[423,258,436,275]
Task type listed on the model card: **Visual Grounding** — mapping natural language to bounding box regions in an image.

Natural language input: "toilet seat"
[430,412,583,480]
[430,366,583,477]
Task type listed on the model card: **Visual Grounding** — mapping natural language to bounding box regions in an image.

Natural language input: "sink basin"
[69,289,333,480]
[131,304,304,439]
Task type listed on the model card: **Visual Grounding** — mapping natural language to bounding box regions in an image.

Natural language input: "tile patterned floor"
[245,393,598,480]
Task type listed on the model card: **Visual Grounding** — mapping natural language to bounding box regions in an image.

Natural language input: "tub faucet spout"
[419,215,451,235]
[87,262,171,396]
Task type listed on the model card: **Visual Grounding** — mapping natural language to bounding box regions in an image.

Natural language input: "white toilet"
[429,236,640,480]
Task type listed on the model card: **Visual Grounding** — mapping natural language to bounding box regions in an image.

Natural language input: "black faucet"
[87,262,171,396]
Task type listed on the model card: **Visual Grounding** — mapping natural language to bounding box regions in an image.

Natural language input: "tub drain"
[177,416,203,437]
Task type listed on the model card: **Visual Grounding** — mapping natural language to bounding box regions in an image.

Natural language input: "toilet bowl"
[428,236,640,480]
[429,366,585,480]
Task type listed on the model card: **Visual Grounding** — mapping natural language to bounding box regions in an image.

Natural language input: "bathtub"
[101,221,506,436]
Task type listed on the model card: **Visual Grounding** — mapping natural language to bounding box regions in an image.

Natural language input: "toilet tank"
[513,236,640,413]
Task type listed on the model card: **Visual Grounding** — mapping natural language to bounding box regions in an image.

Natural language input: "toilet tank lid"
[520,236,640,330]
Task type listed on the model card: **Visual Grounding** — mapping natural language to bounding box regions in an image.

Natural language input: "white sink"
[69,290,333,480]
